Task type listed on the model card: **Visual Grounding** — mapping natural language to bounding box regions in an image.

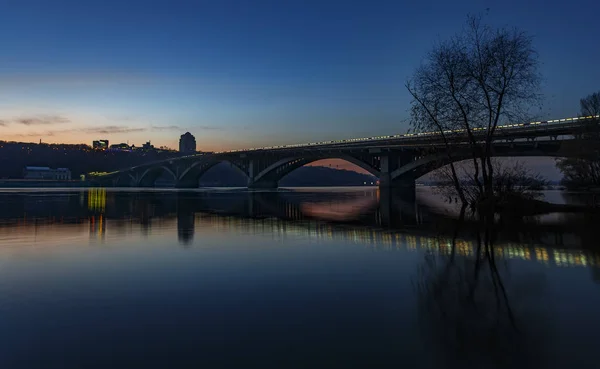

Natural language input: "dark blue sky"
[1,0,598,150]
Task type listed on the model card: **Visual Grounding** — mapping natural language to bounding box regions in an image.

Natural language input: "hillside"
[198,163,377,187]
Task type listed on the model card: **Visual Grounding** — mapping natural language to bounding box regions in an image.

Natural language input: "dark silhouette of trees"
[556,92,600,190]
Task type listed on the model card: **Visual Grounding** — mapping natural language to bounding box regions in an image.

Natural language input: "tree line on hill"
[0,142,181,179]
[196,163,376,187]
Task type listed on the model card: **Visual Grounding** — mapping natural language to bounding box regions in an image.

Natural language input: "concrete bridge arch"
[137,165,178,187]
[176,158,249,188]
[249,154,381,188]
[389,144,566,184]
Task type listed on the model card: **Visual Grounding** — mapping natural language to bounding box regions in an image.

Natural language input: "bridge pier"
[247,179,278,189]
[378,174,416,189]
[247,158,279,189]
[379,152,416,189]
[175,179,199,188]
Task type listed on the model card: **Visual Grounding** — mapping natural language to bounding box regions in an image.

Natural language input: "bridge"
[90,115,599,189]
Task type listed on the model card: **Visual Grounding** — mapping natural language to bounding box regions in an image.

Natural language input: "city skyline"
[1,0,599,152]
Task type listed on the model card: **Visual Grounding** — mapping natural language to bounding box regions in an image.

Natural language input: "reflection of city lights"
[555,251,565,267]
[535,247,549,264]
[6,204,598,271]
[87,188,106,213]
[457,241,472,256]
[407,235,416,250]
[191,213,600,270]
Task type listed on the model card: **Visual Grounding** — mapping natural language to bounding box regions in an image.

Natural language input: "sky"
[0,0,599,153]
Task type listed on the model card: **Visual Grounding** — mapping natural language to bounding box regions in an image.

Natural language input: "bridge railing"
[214,114,599,154]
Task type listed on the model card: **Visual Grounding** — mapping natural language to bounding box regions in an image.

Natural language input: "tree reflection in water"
[415,206,553,369]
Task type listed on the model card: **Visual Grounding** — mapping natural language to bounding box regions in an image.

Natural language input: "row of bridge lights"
[212,114,599,154]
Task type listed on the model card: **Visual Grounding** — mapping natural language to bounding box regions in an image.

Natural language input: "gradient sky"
[1,0,599,152]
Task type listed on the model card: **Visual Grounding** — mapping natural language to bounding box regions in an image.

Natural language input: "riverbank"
[495,195,599,216]
[0,180,91,188]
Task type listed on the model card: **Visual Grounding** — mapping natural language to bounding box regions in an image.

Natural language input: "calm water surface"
[0,187,598,369]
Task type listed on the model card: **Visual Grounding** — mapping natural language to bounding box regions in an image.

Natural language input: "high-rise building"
[93,140,109,150]
[179,132,196,153]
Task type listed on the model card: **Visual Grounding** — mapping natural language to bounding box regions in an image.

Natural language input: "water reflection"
[418,195,538,368]
[416,241,553,368]
[0,188,598,269]
[0,188,599,368]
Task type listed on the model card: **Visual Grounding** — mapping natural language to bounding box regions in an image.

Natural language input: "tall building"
[179,132,196,153]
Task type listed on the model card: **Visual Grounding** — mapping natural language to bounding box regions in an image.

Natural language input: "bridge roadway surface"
[91,116,598,189]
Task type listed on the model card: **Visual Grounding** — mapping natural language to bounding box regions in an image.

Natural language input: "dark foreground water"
[0,187,599,369]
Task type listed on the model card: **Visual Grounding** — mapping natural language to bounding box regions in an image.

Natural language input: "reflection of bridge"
[1,188,598,268]
[1,188,594,241]
[2,189,598,271]
[80,188,600,248]
[90,116,598,189]
[189,213,600,270]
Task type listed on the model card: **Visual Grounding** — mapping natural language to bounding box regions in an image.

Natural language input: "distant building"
[142,141,154,151]
[109,143,131,151]
[92,140,109,150]
[179,132,196,153]
[23,167,71,180]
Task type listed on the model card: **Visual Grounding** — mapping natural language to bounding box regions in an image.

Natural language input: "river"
[0,187,598,368]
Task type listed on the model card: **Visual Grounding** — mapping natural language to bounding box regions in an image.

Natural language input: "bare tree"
[556,92,600,190]
[406,15,542,209]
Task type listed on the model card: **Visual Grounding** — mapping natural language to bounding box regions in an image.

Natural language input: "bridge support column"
[379,174,417,188]
[176,179,199,188]
[247,159,279,189]
[378,153,416,190]
[248,180,278,189]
